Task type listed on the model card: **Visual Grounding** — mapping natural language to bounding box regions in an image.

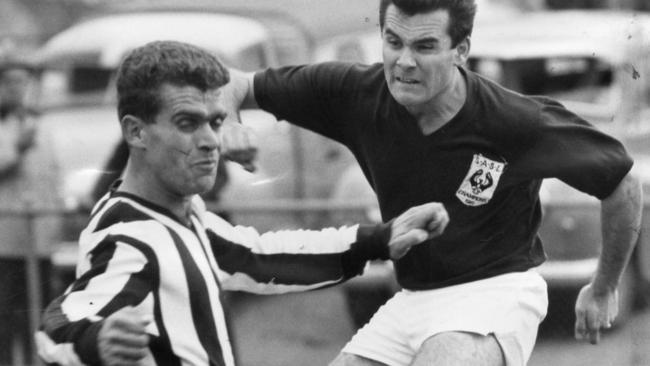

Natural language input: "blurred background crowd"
[2,0,650,365]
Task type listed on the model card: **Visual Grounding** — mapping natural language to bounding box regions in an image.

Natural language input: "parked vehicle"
[314,10,650,319]
[35,10,372,241]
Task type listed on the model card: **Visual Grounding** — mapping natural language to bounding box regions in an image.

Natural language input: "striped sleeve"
[203,212,391,294]
[36,235,155,366]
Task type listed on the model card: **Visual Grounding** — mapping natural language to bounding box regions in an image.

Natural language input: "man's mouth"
[194,159,217,170]
[395,76,419,84]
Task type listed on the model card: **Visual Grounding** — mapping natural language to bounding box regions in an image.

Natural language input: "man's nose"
[196,123,220,152]
[396,48,416,68]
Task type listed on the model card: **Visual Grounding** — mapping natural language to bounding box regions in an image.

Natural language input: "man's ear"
[453,37,471,66]
[121,115,147,149]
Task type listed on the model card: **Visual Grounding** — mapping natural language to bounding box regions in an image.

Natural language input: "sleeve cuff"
[355,220,393,261]
[74,320,103,366]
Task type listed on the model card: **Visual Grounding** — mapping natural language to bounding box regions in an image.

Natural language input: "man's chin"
[189,177,217,196]
[393,94,424,108]
[389,88,425,107]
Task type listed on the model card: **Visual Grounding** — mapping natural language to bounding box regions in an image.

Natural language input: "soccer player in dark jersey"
[35,40,450,366]
[219,0,643,365]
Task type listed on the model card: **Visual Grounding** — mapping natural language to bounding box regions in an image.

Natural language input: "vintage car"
[314,10,650,319]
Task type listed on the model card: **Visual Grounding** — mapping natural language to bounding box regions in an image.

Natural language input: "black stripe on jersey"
[93,201,153,233]
[207,231,349,285]
[111,234,182,366]
[112,191,190,226]
[69,238,118,292]
[166,227,226,366]
[41,297,95,344]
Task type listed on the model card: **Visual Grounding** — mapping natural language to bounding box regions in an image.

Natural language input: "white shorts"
[341,270,548,366]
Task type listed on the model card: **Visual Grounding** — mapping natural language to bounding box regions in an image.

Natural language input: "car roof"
[37,12,270,68]
[471,10,650,63]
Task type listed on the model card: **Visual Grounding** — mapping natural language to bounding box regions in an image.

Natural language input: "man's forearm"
[593,171,643,294]
[223,68,258,121]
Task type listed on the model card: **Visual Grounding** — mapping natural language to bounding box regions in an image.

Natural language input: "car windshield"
[36,12,273,110]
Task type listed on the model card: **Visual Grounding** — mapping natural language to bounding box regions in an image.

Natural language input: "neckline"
[109,181,196,228]
[396,66,476,139]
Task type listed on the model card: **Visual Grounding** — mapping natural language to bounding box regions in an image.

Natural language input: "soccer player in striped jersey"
[35,40,449,366]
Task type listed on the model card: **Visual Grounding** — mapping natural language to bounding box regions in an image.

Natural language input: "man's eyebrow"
[383,27,440,44]
[414,37,440,44]
[384,28,400,38]
[172,110,204,120]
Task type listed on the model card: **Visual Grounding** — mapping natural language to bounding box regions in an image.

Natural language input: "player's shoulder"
[310,61,384,88]
[469,69,553,125]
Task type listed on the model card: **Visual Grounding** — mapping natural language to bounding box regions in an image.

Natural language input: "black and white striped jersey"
[36,191,391,366]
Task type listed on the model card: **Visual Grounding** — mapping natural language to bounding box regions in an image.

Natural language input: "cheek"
[382,47,399,65]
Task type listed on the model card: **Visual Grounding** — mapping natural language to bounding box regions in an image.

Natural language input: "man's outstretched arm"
[207,202,449,294]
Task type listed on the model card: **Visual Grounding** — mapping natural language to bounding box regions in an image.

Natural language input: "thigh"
[410,331,504,366]
[340,291,414,366]
[330,352,389,366]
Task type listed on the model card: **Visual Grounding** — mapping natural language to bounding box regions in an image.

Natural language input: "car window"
[40,65,115,108]
[38,45,261,110]
[469,57,614,104]
[469,56,619,124]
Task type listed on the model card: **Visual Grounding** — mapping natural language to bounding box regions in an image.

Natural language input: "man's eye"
[417,44,435,51]
[209,118,223,131]
[178,119,198,131]
[385,38,401,47]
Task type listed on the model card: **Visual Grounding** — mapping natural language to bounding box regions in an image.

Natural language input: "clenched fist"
[388,202,449,259]
[98,306,152,366]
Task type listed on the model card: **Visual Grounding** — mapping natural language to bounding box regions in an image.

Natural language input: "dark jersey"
[254,62,633,290]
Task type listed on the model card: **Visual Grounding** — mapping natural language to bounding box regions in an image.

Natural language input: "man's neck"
[405,67,467,135]
[119,163,194,226]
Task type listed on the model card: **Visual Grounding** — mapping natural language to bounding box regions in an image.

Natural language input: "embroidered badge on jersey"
[456,154,506,206]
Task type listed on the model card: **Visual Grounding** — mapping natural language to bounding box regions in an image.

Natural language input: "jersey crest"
[456,154,505,206]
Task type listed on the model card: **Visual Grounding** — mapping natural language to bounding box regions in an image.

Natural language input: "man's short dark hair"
[116,40,230,122]
[379,0,477,47]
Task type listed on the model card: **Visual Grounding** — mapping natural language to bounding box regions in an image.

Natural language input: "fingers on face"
[220,124,258,152]
[219,128,258,170]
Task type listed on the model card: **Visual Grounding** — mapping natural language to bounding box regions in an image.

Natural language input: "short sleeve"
[518,98,633,199]
[253,62,362,143]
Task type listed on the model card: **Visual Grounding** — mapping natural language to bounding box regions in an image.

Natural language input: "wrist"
[590,275,618,297]
[356,221,393,260]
